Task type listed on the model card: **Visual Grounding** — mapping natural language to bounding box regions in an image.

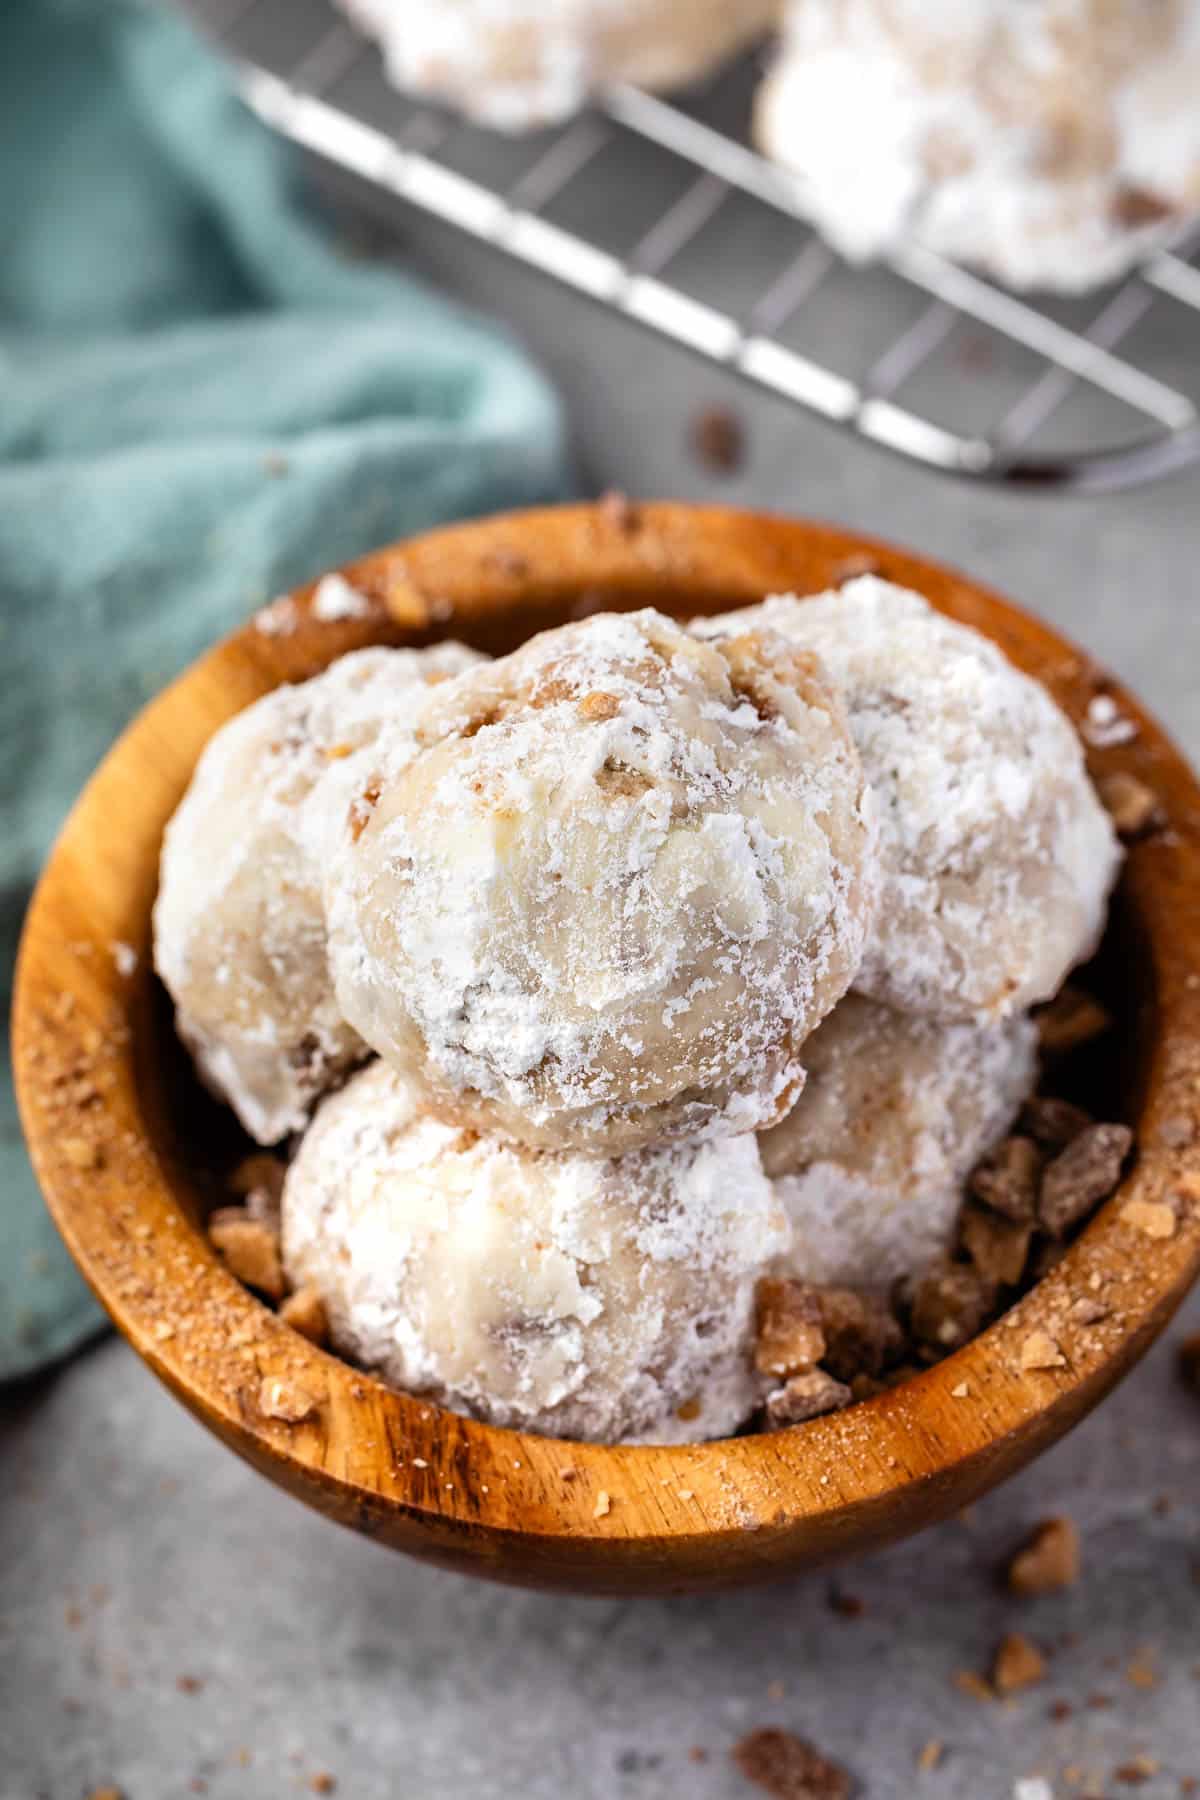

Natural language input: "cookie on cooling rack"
[337,0,778,131]
[756,0,1200,292]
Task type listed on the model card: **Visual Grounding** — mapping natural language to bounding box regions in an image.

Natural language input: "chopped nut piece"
[732,1727,851,1800]
[208,1210,285,1299]
[1180,1332,1200,1394]
[765,1370,852,1427]
[993,1633,1047,1693]
[578,690,620,721]
[911,1258,996,1351]
[62,1136,99,1171]
[257,1377,317,1424]
[961,1202,1034,1286]
[1006,1516,1081,1594]
[917,1740,943,1772]
[1120,1197,1176,1239]
[1039,1124,1132,1238]
[1035,987,1112,1057]
[1020,1096,1093,1152]
[593,1490,611,1520]
[1097,771,1164,838]
[953,1669,994,1702]
[690,405,745,475]
[813,1285,905,1382]
[279,1287,329,1346]
[1020,1330,1066,1372]
[969,1136,1041,1221]
[754,1278,826,1378]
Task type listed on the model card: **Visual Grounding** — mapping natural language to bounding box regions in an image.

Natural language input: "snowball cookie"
[326,608,876,1153]
[282,1060,791,1442]
[338,0,779,131]
[694,579,1121,1022]
[154,643,483,1145]
[756,0,1200,292]
[760,994,1038,1293]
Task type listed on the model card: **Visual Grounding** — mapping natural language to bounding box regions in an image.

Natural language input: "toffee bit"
[969,1136,1041,1221]
[911,1257,995,1352]
[1119,1196,1177,1240]
[731,1727,851,1800]
[765,1370,852,1427]
[1019,1330,1066,1373]
[1005,1516,1080,1594]
[992,1633,1046,1693]
[961,1202,1034,1286]
[1035,986,1112,1057]
[1038,1124,1132,1238]
[279,1287,329,1346]
[754,1278,826,1378]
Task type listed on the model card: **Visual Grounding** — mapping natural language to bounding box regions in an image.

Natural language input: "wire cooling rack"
[188,0,1200,492]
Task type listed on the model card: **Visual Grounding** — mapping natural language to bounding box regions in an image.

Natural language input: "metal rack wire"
[189,0,1200,491]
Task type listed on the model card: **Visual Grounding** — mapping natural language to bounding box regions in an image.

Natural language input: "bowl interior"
[14,503,1200,1595]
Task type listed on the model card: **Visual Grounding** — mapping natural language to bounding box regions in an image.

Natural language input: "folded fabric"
[0,0,569,1381]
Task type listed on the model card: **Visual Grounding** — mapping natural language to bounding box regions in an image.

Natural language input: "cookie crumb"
[279,1287,329,1346]
[62,1136,100,1171]
[917,1740,944,1771]
[209,1210,285,1299]
[309,1776,337,1795]
[593,1490,611,1520]
[1126,1650,1158,1690]
[1097,771,1164,839]
[951,1381,970,1398]
[1020,1330,1066,1372]
[954,1669,994,1702]
[731,1727,851,1800]
[993,1633,1047,1693]
[1120,1197,1176,1239]
[1114,1755,1160,1785]
[257,1376,317,1424]
[1006,1517,1081,1594]
[690,405,745,475]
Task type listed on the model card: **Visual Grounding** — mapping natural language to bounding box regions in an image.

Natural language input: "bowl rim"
[14,501,1200,1591]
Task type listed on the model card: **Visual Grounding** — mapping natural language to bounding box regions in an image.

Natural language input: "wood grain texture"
[13,503,1200,1594]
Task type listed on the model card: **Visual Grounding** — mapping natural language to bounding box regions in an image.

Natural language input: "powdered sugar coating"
[327,608,876,1153]
[338,0,777,131]
[756,0,1200,293]
[154,643,483,1143]
[282,1060,790,1442]
[695,579,1121,1021]
[762,993,1038,1292]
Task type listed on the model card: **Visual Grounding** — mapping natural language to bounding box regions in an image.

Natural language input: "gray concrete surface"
[4,159,1200,1800]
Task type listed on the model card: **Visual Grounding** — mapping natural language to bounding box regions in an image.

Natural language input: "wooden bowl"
[14,503,1200,1596]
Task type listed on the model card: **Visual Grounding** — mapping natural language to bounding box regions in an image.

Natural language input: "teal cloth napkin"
[0,0,568,1380]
